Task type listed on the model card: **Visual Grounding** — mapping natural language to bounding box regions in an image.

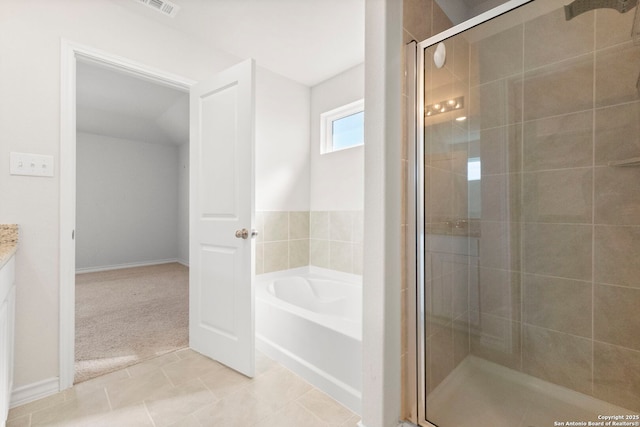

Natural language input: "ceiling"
[76,61,189,146]
[78,0,367,146]
[109,0,365,87]
[77,0,501,145]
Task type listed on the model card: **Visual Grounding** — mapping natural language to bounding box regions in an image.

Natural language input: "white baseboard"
[75,259,180,274]
[177,258,189,267]
[10,377,59,408]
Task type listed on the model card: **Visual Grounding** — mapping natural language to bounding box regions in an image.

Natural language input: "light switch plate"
[10,152,54,177]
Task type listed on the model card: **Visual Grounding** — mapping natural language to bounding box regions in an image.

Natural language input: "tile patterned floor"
[7,350,360,427]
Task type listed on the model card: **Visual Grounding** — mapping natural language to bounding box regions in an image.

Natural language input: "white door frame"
[59,39,196,390]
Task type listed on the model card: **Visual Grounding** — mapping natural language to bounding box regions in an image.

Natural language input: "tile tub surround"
[255,211,363,276]
[0,224,19,268]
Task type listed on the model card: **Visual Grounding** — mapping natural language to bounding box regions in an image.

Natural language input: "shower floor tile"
[426,356,637,427]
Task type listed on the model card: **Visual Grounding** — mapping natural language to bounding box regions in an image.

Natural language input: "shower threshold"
[426,356,637,427]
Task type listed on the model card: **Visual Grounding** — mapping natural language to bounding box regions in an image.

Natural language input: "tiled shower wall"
[416,2,640,414]
[255,211,363,275]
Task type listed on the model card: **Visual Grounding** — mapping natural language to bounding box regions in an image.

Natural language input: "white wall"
[362,0,402,425]
[255,67,311,212]
[310,64,365,211]
[0,0,313,392]
[178,142,189,265]
[0,0,241,391]
[75,133,180,270]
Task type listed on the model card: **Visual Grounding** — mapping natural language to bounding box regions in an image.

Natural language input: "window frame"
[320,99,365,154]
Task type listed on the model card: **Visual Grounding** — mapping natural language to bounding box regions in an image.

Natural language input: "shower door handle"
[235,229,259,239]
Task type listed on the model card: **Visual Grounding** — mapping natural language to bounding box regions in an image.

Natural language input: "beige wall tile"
[310,211,329,240]
[595,166,640,225]
[289,211,309,240]
[353,243,363,276]
[594,341,640,412]
[595,101,640,166]
[453,315,470,366]
[523,54,594,121]
[470,77,523,131]
[330,211,354,242]
[453,36,470,81]
[289,239,310,269]
[481,173,522,222]
[478,124,522,175]
[522,325,592,395]
[432,0,453,35]
[470,24,523,86]
[429,323,454,392]
[330,241,354,274]
[309,239,330,269]
[523,111,593,171]
[403,0,432,42]
[263,241,289,273]
[523,223,592,280]
[595,42,640,108]
[478,221,521,271]
[470,315,522,371]
[263,211,288,242]
[255,242,264,275]
[472,267,521,321]
[594,284,640,351]
[523,274,592,337]
[595,8,637,50]
[353,211,364,244]
[524,7,594,70]
[523,168,593,224]
[595,225,640,288]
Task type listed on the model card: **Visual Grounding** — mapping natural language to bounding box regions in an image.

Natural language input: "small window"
[320,99,364,154]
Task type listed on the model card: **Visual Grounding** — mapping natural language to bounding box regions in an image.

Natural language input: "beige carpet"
[75,262,189,383]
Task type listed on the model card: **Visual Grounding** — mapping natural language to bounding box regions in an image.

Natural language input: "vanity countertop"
[0,224,18,269]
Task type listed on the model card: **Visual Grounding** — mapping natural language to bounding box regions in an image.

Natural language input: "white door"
[189,59,256,377]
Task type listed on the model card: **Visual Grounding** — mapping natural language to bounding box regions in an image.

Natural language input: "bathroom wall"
[255,69,311,212]
[256,64,366,276]
[0,0,311,394]
[75,133,182,271]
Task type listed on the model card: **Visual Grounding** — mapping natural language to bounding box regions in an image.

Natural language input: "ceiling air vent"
[135,0,180,18]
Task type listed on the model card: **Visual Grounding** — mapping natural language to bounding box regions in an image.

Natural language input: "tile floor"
[7,349,360,427]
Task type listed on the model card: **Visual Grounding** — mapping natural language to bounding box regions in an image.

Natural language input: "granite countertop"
[0,224,19,269]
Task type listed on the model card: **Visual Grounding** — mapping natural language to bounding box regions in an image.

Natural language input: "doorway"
[60,41,257,391]
[73,60,190,382]
[60,41,196,389]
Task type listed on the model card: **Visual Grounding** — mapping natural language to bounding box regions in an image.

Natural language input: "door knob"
[235,228,258,239]
[235,228,249,239]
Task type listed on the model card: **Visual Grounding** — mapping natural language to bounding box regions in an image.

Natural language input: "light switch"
[10,152,54,177]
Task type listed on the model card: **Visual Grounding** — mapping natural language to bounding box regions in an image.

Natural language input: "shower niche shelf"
[608,157,640,167]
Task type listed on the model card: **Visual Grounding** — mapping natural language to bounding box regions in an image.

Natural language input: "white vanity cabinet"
[0,255,15,427]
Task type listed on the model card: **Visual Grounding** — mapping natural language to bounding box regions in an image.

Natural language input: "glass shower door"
[418,0,640,425]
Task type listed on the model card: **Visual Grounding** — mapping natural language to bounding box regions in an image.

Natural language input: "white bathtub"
[255,267,362,414]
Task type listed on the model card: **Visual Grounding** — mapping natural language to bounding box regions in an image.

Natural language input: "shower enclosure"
[409,0,640,425]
